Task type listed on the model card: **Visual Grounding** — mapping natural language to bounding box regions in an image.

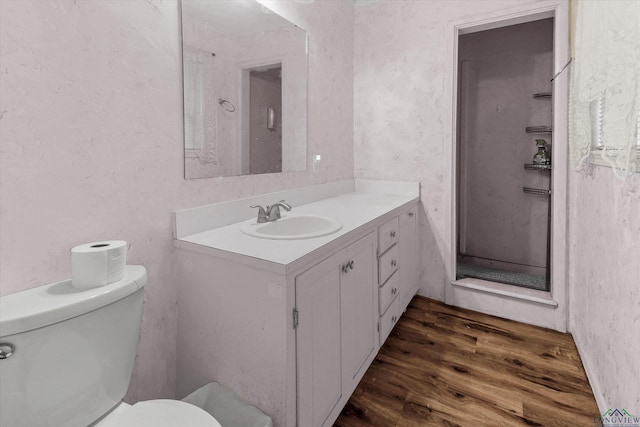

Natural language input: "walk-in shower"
[455,18,554,292]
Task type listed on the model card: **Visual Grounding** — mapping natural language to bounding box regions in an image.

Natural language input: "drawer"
[379,296,401,345]
[379,270,399,315]
[378,244,399,285]
[378,216,399,254]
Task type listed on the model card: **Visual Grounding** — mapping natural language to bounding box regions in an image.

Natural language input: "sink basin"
[240,215,342,240]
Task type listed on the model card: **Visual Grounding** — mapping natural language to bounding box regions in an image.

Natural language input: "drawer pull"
[408,212,414,217]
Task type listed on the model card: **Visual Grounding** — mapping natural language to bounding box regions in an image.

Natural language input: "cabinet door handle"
[391,259,397,267]
[390,230,396,238]
[408,212,414,217]
[342,260,354,273]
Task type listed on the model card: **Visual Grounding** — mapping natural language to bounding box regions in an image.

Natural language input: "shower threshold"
[456,262,547,291]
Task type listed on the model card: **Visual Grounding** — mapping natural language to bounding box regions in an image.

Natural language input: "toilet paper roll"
[71,240,127,289]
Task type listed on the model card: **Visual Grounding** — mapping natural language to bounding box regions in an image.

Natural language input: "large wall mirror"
[180,0,308,179]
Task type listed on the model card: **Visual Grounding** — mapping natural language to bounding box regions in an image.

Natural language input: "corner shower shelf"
[523,187,551,197]
[525,126,552,134]
[524,163,552,170]
[533,92,552,99]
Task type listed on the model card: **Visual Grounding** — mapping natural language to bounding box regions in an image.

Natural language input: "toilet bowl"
[0,265,221,427]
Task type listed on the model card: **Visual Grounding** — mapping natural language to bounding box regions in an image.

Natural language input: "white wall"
[0,0,354,402]
[566,0,640,410]
[353,0,541,300]
[568,168,640,411]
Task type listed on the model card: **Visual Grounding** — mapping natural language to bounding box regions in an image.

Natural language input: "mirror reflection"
[181,0,308,179]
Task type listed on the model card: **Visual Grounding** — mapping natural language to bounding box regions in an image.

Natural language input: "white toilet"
[0,265,221,427]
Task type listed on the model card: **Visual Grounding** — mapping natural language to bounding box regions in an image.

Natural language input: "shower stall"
[456,18,554,291]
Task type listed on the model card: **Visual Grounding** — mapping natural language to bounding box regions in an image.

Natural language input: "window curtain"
[183,47,217,163]
[570,0,640,177]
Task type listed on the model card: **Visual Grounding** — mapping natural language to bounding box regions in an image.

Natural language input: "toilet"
[0,265,221,427]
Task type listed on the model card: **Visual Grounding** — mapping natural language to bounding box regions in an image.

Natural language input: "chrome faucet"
[250,200,292,223]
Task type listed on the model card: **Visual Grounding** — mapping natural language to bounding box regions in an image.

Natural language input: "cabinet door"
[296,252,343,427]
[340,232,376,390]
[399,206,419,309]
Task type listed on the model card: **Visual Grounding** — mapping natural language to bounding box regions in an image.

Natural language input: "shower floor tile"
[457,262,547,291]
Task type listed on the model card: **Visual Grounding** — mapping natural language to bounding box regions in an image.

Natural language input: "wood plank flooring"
[335,296,599,427]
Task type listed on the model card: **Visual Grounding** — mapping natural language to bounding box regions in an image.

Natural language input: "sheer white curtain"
[184,47,217,163]
[570,0,640,177]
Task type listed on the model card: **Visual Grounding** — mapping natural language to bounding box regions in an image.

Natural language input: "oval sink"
[240,215,342,240]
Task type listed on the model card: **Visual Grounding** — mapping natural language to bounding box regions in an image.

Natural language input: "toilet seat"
[96,399,222,427]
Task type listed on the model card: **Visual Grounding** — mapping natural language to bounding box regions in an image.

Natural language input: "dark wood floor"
[335,296,599,426]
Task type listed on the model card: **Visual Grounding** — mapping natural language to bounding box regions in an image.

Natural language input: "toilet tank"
[0,265,147,427]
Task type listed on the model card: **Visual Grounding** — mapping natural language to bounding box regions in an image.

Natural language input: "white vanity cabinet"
[173,180,420,427]
[296,232,377,427]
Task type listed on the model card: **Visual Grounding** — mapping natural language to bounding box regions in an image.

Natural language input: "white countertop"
[175,188,419,274]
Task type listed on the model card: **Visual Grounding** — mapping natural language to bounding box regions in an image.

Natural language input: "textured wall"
[353,0,538,299]
[568,168,640,410]
[0,0,354,402]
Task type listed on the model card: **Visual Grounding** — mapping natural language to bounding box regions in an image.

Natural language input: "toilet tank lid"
[0,265,147,337]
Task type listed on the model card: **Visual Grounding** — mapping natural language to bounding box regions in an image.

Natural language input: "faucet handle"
[277,200,292,210]
[250,205,268,223]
